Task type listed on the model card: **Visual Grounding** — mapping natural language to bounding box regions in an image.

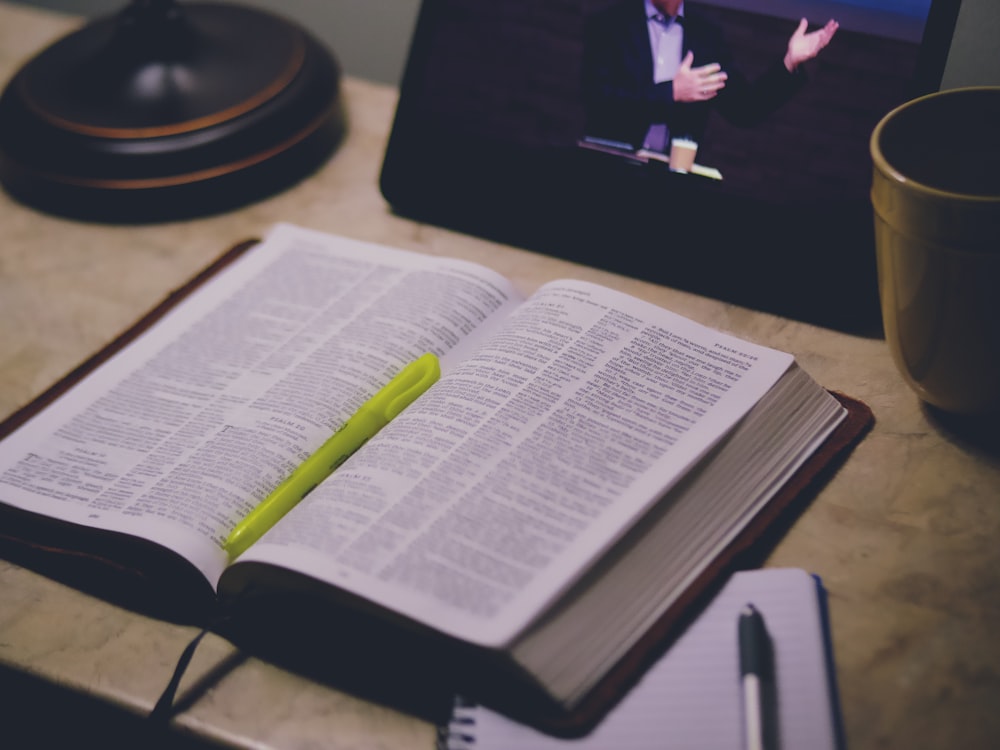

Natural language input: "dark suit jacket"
[582,0,806,149]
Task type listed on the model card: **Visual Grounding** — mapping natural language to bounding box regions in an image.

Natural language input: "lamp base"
[0,2,344,222]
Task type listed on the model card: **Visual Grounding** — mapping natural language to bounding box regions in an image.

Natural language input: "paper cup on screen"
[669,138,698,172]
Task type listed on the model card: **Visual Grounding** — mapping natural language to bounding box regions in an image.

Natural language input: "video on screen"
[388,0,943,331]
[413,0,932,207]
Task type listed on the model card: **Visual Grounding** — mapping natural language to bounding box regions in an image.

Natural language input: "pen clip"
[369,353,441,421]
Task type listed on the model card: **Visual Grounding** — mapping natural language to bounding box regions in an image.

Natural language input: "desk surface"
[1,3,999,749]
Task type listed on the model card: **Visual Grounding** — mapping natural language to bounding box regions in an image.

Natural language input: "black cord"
[149,626,213,723]
[149,609,236,726]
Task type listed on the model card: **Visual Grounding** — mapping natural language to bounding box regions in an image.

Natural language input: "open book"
[0,224,869,730]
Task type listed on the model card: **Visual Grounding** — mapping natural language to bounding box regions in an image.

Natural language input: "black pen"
[739,603,769,750]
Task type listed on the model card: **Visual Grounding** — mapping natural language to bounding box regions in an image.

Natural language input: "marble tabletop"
[1,2,998,748]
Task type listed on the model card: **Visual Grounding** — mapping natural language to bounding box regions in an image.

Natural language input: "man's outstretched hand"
[784,18,839,72]
[673,51,729,103]
[672,18,838,103]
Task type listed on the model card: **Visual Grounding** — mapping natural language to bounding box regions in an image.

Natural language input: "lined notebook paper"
[441,568,842,750]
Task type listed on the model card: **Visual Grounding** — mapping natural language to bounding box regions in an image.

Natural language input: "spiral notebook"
[439,568,843,750]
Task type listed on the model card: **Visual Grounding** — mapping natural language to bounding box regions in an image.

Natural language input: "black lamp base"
[0,1,344,222]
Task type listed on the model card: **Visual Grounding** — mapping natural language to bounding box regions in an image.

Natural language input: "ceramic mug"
[871,86,1000,414]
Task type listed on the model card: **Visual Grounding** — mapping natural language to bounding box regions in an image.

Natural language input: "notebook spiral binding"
[437,697,479,750]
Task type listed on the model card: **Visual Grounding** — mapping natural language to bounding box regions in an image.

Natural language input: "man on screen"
[582,0,838,156]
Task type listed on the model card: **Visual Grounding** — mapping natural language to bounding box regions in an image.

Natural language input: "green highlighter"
[224,352,441,559]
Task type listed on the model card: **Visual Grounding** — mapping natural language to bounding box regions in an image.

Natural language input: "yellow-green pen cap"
[367,353,440,421]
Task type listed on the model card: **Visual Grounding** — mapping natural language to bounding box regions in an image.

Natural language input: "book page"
[0,225,523,587]
[442,568,839,750]
[230,280,795,646]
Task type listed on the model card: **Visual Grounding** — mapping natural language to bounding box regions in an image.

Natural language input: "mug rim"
[871,85,1000,204]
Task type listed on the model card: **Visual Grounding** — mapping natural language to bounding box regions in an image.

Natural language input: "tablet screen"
[381,0,955,332]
